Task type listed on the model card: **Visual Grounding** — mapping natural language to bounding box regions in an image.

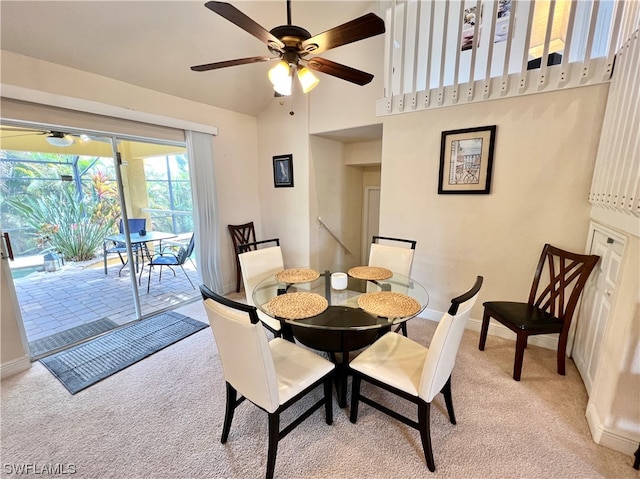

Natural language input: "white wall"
[380,84,608,319]
[0,258,30,378]
[309,136,364,268]
[256,91,311,268]
[308,18,384,135]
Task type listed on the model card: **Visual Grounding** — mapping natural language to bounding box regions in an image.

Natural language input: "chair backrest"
[201,287,280,413]
[528,243,600,333]
[228,222,256,255]
[119,218,146,234]
[175,234,195,264]
[238,244,284,307]
[369,236,416,276]
[419,276,483,402]
[237,238,280,255]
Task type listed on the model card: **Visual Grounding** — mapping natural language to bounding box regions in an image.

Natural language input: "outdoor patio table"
[103,231,177,275]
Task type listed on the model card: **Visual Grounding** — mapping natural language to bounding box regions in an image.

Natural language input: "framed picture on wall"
[273,154,294,188]
[438,125,496,194]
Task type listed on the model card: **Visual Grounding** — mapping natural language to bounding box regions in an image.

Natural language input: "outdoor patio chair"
[103,218,147,276]
[145,234,196,293]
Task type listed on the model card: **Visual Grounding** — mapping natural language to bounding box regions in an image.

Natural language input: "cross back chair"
[369,235,417,336]
[145,233,196,293]
[349,276,483,472]
[199,285,334,479]
[237,239,283,337]
[478,243,600,381]
[228,222,256,292]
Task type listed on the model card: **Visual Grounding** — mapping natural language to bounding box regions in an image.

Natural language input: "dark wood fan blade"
[301,13,385,55]
[306,57,374,86]
[191,56,274,72]
[204,1,284,51]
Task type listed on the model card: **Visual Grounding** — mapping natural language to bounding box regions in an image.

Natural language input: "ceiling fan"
[1,126,108,147]
[190,0,386,96]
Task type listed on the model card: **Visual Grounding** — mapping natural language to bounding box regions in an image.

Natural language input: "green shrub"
[6,185,116,262]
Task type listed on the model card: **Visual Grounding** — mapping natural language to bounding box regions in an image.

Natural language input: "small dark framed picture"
[273,154,294,188]
[438,125,496,194]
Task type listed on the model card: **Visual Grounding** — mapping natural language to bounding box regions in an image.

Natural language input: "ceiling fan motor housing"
[268,25,316,59]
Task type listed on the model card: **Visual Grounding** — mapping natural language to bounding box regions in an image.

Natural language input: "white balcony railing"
[378,0,640,115]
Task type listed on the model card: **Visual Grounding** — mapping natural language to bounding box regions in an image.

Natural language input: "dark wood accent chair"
[228,222,256,292]
[479,243,600,381]
[349,276,483,472]
[199,285,334,479]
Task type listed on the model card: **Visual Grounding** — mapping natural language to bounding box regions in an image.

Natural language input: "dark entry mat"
[40,311,208,394]
[29,318,118,357]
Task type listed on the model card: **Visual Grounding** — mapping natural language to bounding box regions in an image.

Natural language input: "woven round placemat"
[266,292,328,320]
[348,266,393,280]
[275,268,320,284]
[357,291,421,318]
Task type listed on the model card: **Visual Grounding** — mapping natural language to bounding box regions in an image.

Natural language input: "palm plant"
[6,183,116,262]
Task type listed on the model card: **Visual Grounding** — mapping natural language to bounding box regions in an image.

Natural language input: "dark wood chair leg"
[479,309,491,350]
[324,376,334,425]
[235,257,241,293]
[633,443,640,470]
[557,334,568,375]
[266,412,279,479]
[513,333,528,381]
[418,400,436,472]
[349,374,361,423]
[221,382,237,443]
[441,376,456,425]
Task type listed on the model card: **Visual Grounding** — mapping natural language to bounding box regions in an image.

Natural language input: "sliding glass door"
[0,122,199,358]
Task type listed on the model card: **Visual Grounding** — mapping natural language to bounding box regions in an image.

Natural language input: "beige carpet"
[1,300,636,479]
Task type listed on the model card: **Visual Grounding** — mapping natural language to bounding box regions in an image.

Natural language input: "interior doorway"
[0,122,200,358]
[361,186,380,264]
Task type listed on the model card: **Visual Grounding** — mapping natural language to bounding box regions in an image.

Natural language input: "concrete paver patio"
[11,255,200,355]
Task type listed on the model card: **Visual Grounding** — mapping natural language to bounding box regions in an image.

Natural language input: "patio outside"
[1,123,198,358]
[11,252,200,358]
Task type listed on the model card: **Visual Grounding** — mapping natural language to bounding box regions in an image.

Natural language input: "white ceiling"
[0,1,383,118]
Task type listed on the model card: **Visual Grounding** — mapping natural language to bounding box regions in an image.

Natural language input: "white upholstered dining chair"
[368,235,417,335]
[200,286,335,479]
[349,276,483,472]
[237,239,283,337]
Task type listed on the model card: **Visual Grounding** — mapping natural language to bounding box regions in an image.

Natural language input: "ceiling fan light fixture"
[46,133,74,147]
[297,67,319,93]
[273,77,292,96]
[269,61,293,96]
[268,61,290,85]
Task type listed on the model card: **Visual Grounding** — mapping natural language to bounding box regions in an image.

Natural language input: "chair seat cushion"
[270,338,334,405]
[483,301,564,333]
[150,256,179,266]
[350,332,427,396]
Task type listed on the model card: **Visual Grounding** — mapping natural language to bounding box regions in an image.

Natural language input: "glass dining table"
[252,266,429,407]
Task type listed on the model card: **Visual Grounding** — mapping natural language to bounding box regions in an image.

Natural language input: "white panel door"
[572,227,625,395]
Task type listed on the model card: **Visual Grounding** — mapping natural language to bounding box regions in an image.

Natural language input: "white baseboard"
[586,402,640,456]
[1,354,31,379]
